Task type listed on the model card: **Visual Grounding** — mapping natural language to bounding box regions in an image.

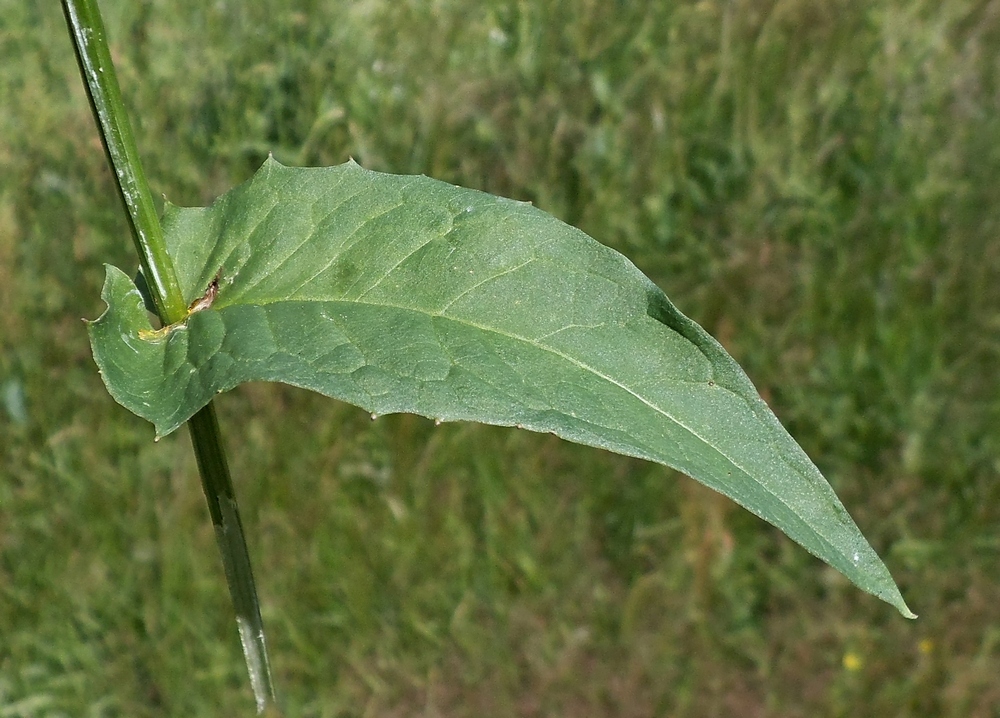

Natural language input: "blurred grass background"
[2,0,999,715]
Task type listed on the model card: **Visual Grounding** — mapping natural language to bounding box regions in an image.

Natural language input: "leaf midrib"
[203,292,833,559]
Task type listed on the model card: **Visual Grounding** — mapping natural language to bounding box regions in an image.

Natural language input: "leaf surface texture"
[89,159,912,616]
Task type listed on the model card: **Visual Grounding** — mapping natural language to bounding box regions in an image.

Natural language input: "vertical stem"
[188,405,276,711]
[62,0,277,711]
[61,0,186,323]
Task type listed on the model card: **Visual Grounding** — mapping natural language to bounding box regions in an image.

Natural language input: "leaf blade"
[89,158,913,617]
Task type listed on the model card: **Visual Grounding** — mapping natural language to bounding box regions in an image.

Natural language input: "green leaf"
[88,158,913,617]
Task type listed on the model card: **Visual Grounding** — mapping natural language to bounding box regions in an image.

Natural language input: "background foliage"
[2,0,998,715]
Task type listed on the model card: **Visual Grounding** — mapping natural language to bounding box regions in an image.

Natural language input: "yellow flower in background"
[843,651,863,672]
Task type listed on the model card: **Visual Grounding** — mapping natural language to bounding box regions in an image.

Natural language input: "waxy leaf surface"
[89,158,912,616]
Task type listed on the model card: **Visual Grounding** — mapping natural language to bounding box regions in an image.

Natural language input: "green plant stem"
[188,405,276,710]
[62,0,277,711]
[61,0,186,323]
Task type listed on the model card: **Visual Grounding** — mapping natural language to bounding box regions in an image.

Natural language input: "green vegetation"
[2,0,997,714]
